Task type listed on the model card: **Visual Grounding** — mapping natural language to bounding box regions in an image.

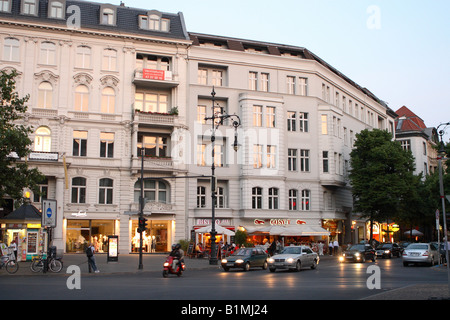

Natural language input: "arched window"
[101,87,115,113]
[49,0,63,18]
[38,82,53,109]
[268,187,279,210]
[301,189,311,211]
[74,85,89,111]
[34,127,51,152]
[99,178,113,204]
[251,187,262,209]
[71,177,86,203]
[289,189,297,210]
[134,179,168,204]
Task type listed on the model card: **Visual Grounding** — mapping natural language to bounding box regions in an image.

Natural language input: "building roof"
[0,0,190,41]
[395,106,427,132]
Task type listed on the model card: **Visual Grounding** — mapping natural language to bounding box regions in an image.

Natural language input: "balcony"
[133,69,178,89]
[131,156,174,174]
[133,110,178,127]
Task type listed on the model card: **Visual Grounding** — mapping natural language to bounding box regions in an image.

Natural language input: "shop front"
[130,215,174,253]
[193,219,235,250]
[65,219,117,253]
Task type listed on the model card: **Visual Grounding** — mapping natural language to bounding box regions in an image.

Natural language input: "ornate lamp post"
[204,87,241,265]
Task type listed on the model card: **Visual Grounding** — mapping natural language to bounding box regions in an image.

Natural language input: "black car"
[339,244,376,263]
[375,243,402,258]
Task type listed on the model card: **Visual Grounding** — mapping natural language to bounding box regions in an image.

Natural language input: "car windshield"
[281,247,302,254]
[232,248,252,256]
[407,244,428,250]
[377,244,392,249]
[348,244,365,251]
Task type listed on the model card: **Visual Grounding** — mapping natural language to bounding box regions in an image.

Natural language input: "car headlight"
[221,259,227,264]
[235,259,244,264]
[354,252,360,257]
[384,250,390,254]
[286,258,294,263]
[268,258,274,263]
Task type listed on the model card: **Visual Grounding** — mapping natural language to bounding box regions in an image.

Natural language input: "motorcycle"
[162,255,185,277]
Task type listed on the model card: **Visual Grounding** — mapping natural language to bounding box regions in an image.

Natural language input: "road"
[0,257,447,301]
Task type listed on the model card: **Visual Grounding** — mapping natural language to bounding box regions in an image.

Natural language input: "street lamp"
[204,87,241,265]
[437,122,450,296]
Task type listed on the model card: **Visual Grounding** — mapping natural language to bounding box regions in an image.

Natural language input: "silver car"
[402,243,438,266]
[267,246,319,272]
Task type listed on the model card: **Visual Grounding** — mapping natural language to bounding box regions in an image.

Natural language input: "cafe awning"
[249,225,330,237]
[195,224,235,236]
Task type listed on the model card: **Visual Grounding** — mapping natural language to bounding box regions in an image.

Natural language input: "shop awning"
[3,204,41,221]
[249,225,330,236]
[195,224,235,236]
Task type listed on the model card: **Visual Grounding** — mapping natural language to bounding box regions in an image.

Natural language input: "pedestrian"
[86,243,99,273]
[318,241,324,256]
[328,241,334,256]
[10,239,17,260]
[333,239,339,255]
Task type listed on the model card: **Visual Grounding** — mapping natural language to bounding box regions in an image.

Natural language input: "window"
[0,0,11,12]
[322,151,329,173]
[38,82,53,109]
[321,115,328,135]
[40,42,56,65]
[216,187,226,208]
[335,92,340,107]
[287,112,296,131]
[298,77,307,96]
[289,189,297,210]
[197,186,206,208]
[301,190,310,210]
[268,187,279,210]
[299,112,308,132]
[22,0,37,15]
[101,87,115,114]
[71,177,86,203]
[138,134,168,157]
[76,46,91,69]
[400,140,411,151]
[101,7,115,25]
[248,72,257,90]
[267,145,276,169]
[99,178,113,204]
[100,132,114,158]
[287,76,295,94]
[33,178,48,203]
[197,144,206,166]
[253,105,262,127]
[73,130,87,156]
[197,105,206,123]
[3,38,19,61]
[198,68,207,85]
[252,187,262,209]
[134,92,168,113]
[75,85,89,111]
[300,149,310,172]
[49,1,64,19]
[139,11,170,32]
[102,49,117,71]
[265,106,276,128]
[212,70,223,87]
[139,16,149,29]
[288,149,297,171]
[34,127,51,152]
[134,179,168,204]
[253,144,263,168]
[260,73,269,92]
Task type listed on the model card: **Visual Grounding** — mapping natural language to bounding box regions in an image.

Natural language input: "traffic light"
[138,217,147,233]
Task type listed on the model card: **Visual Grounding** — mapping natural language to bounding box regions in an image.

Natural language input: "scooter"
[162,255,185,277]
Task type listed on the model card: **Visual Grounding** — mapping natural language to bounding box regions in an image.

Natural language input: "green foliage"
[234,230,249,247]
[0,70,44,205]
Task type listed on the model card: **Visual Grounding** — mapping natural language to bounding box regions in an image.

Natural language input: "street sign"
[42,199,57,228]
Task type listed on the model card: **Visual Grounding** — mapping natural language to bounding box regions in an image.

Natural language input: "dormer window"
[100,5,116,25]
[138,10,170,32]
[48,0,65,19]
[22,0,38,16]
[0,0,11,13]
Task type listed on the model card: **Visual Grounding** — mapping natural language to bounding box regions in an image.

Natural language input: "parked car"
[402,243,439,266]
[267,246,319,272]
[375,243,402,258]
[339,244,376,263]
[221,247,268,272]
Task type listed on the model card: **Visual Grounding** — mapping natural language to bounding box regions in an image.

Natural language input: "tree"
[0,70,44,206]
[349,129,416,240]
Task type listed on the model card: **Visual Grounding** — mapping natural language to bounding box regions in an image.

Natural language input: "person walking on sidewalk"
[86,243,99,273]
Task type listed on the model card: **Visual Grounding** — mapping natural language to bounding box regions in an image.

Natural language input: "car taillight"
[422,251,429,256]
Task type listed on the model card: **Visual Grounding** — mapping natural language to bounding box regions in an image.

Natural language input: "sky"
[96,0,450,141]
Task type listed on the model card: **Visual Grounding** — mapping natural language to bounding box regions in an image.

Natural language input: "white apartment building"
[0,0,397,257]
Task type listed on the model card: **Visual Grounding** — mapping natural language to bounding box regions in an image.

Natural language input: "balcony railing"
[133,69,178,88]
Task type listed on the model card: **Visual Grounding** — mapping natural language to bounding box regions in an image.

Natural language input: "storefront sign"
[28,152,59,161]
[196,219,231,226]
[142,69,172,81]
[253,219,307,226]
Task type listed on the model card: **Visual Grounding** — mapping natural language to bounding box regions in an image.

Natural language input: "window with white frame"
[253,105,262,127]
[99,178,113,204]
[322,151,329,173]
[38,82,53,109]
[100,132,114,158]
[266,106,276,128]
[253,144,263,168]
[138,134,168,157]
[3,38,19,61]
[287,76,295,94]
[299,112,308,132]
[400,140,411,151]
[212,70,223,87]
[248,71,257,90]
[197,186,206,208]
[288,189,297,210]
[216,187,226,208]
[73,131,87,157]
[298,77,307,96]
[40,42,56,65]
[74,85,89,111]
[101,7,115,25]
[197,105,206,123]
[76,46,91,69]
[300,149,310,172]
[101,87,115,114]
[33,178,48,203]
[71,177,86,203]
[134,179,168,204]
[0,0,11,12]
[136,54,171,71]
[268,187,279,209]
[267,145,276,169]
[260,73,269,92]
[102,49,117,71]
[22,0,37,15]
[252,187,262,209]
[301,189,310,210]
[321,115,328,135]
[196,139,224,167]
[288,149,297,171]
[34,127,51,152]
[198,68,207,85]
[197,144,206,166]
[287,111,296,131]
[49,0,64,19]
[134,92,168,113]
[139,12,169,32]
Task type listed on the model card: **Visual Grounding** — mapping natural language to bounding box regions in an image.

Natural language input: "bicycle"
[30,251,63,273]
[0,247,19,274]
